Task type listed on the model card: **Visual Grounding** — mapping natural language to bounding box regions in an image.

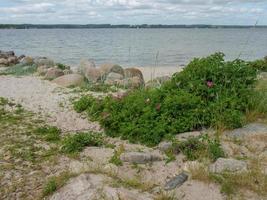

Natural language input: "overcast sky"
[0,0,266,25]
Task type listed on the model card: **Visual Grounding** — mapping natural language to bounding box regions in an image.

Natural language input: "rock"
[224,123,267,139]
[158,141,173,152]
[44,68,64,80]
[63,69,73,75]
[100,63,124,79]
[50,173,154,200]
[121,76,144,88]
[175,131,202,142]
[124,68,144,81]
[85,67,101,83]
[104,72,124,85]
[0,58,8,66]
[78,60,101,83]
[20,56,34,66]
[7,56,18,65]
[37,65,50,76]
[18,55,25,60]
[52,74,84,87]
[34,57,54,67]
[0,50,15,58]
[164,172,189,190]
[120,152,163,164]
[146,76,170,88]
[209,158,247,173]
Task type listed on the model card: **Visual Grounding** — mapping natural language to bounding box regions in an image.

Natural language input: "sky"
[0,0,267,25]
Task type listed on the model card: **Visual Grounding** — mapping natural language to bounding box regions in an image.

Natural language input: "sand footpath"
[0,76,100,132]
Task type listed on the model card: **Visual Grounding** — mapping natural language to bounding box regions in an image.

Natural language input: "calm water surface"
[0,28,267,67]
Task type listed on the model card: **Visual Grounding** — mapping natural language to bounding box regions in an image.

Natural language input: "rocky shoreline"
[1,50,267,200]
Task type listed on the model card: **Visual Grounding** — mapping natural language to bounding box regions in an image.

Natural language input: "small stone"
[52,74,84,87]
[175,131,202,142]
[209,158,247,173]
[44,68,64,80]
[20,56,34,65]
[164,172,189,191]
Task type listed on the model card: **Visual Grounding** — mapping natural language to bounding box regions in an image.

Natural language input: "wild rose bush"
[74,53,258,146]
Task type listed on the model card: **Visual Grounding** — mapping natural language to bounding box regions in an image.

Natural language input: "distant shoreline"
[1,24,267,29]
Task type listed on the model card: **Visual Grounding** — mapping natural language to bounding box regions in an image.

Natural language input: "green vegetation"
[109,145,125,166]
[74,53,263,146]
[176,135,224,161]
[248,56,267,72]
[43,171,75,197]
[0,64,37,76]
[56,63,67,70]
[61,132,104,154]
[35,126,61,142]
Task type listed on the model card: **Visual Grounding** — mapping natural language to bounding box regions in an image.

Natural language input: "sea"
[0,28,266,67]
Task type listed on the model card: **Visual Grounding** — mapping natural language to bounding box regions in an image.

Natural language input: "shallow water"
[0,28,267,67]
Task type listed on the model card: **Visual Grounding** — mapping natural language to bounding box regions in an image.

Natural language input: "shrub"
[56,63,67,70]
[74,53,258,146]
[61,132,104,154]
[248,58,267,72]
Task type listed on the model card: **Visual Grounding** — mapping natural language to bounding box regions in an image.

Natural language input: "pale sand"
[0,76,100,132]
[137,66,183,82]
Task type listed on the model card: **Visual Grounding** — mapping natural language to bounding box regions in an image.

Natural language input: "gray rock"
[100,63,124,80]
[158,141,173,152]
[44,68,64,80]
[164,172,189,191]
[52,74,84,87]
[37,65,50,76]
[120,76,144,88]
[104,72,124,85]
[224,123,267,139]
[50,173,154,200]
[120,152,163,164]
[0,50,15,58]
[209,158,247,173]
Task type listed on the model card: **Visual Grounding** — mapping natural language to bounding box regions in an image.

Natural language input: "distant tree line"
[0,24,266,29]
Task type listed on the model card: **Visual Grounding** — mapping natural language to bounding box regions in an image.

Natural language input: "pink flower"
[206,80,214,88]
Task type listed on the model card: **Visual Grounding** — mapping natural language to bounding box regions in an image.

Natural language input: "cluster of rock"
[0,50,22,67]
[1,50,172,89]
[78,60,145,88]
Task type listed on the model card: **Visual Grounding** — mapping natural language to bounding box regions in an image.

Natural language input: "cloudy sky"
[0,0,266,25]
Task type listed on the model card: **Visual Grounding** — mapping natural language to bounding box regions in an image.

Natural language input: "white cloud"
[0,0,266,24]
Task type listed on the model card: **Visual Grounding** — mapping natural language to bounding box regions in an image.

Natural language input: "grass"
[61,132,105,154]
[35,126,61,142]
[0,64,37,76]
[190,158,267,199]
[43,171,75,197]
[109,144,125,166]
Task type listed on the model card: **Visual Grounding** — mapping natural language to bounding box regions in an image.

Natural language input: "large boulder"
[124,68,144,82]
[0,50,15,59]
[99,63,124,80]
[44,68,64,80]
[34,57,54,67]
[120,76,144,88]
[20,56,34,66]
[52,74,84,87]
[0,58,8,66]
[78,60,101,83]
[7,56,18,65]
[104,72,124,85]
